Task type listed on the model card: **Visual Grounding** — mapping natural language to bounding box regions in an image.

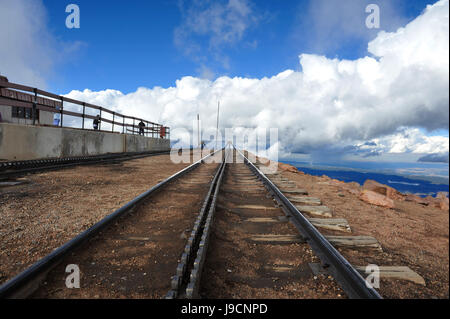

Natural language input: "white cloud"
[366,128,449,154]
[0,0,52,87]
[65,0,449,159]
[0,0,83,88]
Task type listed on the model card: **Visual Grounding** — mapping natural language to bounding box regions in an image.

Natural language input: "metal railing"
[0,77,170,139]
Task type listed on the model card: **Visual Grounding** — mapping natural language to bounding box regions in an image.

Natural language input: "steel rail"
[0,148,224,299]
[185,148,230,299]
[166,148,230,299]
[235,147,382,299]
[0,150,174,179]
[166,149,227,298]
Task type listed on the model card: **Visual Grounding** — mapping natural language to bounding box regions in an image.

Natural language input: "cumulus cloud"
[355,128,449,155]
[0,0,52,87]
[0,0,83,88]
[65,0,449,159]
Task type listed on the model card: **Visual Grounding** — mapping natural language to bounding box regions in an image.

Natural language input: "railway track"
[0,146,384,299]
[0,149,223,298]
[167,148,381,299]
[0,150,172,179]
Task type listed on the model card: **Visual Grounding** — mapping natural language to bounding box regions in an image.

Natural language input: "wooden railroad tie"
[296,205,333,217]
[279,188,309,195]
[310,263,425,286]
[287,196,322,205]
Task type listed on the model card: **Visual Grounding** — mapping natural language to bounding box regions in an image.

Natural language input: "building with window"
[0,76,54,126]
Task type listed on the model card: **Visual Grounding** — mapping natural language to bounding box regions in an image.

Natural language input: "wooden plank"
[280,188,308,195]
[245,216,288,223]
[0,97,32,108]
[325,236,382,250]
[62,96,84,105]
[273,179,294,183]
[296,205,332,217]
[232,181,261,185]
[178,181,208,184]
[248,234,304,244]
[288,196,322,205]
[276,183,297,188]
[307,218,351,232]
[234,205,278,210]
[232,186,266,190]
[230,174,255,177]
[125,236,152,241]
[62,109,84,118]
[0,81,34,92]
[355,266,425,286]
[270,177,290,181]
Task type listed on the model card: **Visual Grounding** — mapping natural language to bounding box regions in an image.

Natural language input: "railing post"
[32,88,37,125]
[122,116,125,134]
[133,118,135,135]
[82,102,85,129]
[60,97,64,127]
[99,108,102,131]
[112,112,115,132]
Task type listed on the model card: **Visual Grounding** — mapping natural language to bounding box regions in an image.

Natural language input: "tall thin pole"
[215,100,220,150]
[197,114,200,149]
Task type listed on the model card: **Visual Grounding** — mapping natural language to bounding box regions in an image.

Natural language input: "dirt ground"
[279,168,449,299]
[32,158,221,299]
[0,151,209,285]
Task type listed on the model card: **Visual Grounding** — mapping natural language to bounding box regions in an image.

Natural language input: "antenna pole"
[197,113,200,149]
[215,101,220,150]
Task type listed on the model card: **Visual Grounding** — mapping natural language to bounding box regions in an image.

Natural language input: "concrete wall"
[0,104,54,126]
[124,134,170,152]
[0,123,170,161]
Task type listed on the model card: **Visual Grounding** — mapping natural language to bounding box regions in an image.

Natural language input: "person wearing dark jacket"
[93,115,100,130]
[138,121,145,136]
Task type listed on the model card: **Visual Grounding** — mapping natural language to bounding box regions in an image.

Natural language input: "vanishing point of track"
[0,147,381,299]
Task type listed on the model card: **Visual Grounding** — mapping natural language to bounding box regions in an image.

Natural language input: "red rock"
[278,163,299,173]
[363,180,404,201]
[440,198,449,211]
[359,190,395,209]
[436,192,449,200]
[422,195,449,211]
[330,180,361,196]
[405,194,429,206]
[347,188,360,196]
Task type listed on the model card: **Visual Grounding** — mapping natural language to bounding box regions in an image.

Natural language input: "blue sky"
[43,0,436,94]
[0,0,448,167]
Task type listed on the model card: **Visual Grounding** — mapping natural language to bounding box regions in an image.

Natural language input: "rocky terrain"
[258,157,449,298]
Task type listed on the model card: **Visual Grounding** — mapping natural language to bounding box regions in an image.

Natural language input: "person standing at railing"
[138,120,145,136]
[53,106,60,126]
[93,115,100,130]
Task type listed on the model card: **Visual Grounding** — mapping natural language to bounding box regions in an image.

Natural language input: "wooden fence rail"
[0,78,170,139]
